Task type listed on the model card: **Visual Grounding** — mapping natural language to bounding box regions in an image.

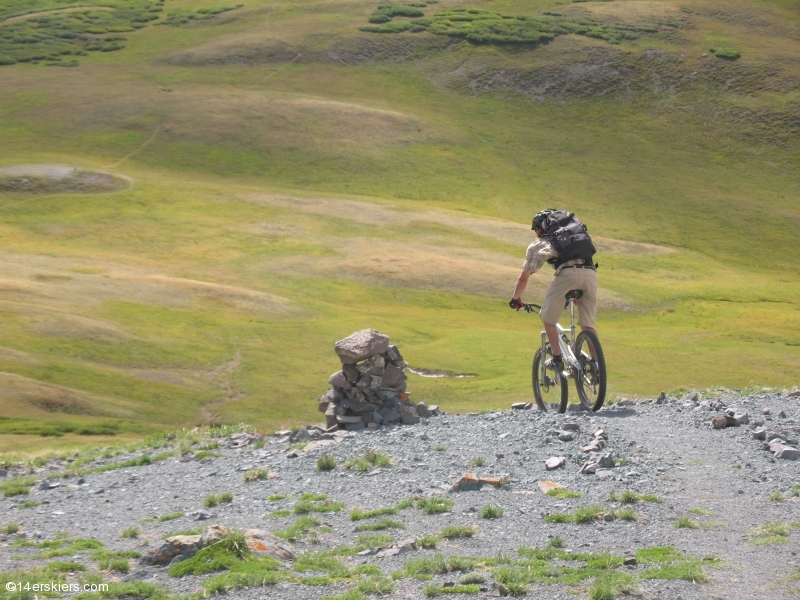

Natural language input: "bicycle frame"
[529,298,580,382]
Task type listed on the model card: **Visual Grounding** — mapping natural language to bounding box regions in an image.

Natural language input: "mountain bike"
[523,290,607,413]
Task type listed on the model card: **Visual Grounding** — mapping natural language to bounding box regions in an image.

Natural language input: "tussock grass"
[243,468,270,482]
[674,516,700,529]
[350,507,398,521]
[205,492,233,508]
[746,522,800,545]
[440,525,476,539]
[356,519,405,532]
[1,477,37,497]
[157,512,184,522]
[609,490,662,503]
[294,494,344,515]
[356,534,392,548]
[317,455,336,471]
[480,505,503,519]
[120,527,139,539]
[546,489,583,499]
[274,516,320,541]
[344,451,392,472]
[397,495,454,514]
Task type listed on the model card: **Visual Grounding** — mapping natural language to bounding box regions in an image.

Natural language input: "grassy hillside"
[0,0,798,453]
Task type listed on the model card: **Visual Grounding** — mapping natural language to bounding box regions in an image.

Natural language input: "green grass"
[1,476,37,497]
[17,500,41,509]
[205,492,233,508]
[440,525,476,539]
[414,497,455,515]
[688,508,713,516]
[543,505,634,524]
[344,451,392,472]
[746,522,800,545]
[424,583,481,596]
[317,455,336,471]
[120,526,139,538]
[157,512,184,522]
[294,497,345,515]
[268,494,289,501]
[416,534,440,549]
[161,529,200,539]
[609,490,662,503]
[243,468,270,481]
[355,519,405,532]
[356,534,392,548]
[0,0,798,458]
[545,489,583,499]
[350,507,398,521]
[392,546,718,591]
[470,457,486,468]
[4,523,20,534]
[480,505,504,519]
[675,516,700,529]
[274,516,321,541]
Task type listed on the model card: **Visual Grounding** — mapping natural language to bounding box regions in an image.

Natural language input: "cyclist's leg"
[576,270,598,358]
[540,270,577,356]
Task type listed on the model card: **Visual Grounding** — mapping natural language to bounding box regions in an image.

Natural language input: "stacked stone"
[317,329,440,431]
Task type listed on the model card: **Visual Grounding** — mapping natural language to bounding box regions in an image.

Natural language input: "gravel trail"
[1,390,798,599]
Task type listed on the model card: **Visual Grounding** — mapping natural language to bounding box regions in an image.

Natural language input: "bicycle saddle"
[565,290,583,300]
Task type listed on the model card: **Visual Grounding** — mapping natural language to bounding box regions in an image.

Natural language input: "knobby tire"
[532,346,568,413]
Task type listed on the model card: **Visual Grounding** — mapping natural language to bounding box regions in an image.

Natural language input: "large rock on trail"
[334,329,390,364]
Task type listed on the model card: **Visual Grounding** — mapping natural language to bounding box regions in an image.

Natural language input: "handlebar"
[522,303,540,313]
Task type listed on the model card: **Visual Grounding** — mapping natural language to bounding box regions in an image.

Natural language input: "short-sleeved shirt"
[522,237,556,274]
[523,237,591,275]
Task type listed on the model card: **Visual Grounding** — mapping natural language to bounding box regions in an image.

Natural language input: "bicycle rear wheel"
[532,345,568,413]
[573,330,606,411]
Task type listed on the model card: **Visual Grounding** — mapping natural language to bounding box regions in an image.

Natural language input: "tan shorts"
[539,267,597,328]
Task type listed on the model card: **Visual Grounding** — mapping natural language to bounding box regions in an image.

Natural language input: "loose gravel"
[1,389,799,599]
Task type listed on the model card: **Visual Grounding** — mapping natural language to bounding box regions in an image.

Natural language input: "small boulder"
[245,529,296,561]
[335,329,390,364]
[711,416,728,429]
[774,446,799,460]
[545,456,566,471]
[400,405,420,425]
[561,423,580,431]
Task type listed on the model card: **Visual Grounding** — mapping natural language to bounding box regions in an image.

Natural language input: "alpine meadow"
[0,0,798,454]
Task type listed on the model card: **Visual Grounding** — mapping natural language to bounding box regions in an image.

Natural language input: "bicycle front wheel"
[532,345,568,413]
[573,330,607,411]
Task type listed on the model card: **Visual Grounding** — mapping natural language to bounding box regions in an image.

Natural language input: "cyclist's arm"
[512,270,530,300]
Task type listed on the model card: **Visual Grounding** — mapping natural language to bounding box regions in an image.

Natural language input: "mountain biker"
[509,209,598,373]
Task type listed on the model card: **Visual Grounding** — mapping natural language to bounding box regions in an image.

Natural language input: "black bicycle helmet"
[532,208,557,231]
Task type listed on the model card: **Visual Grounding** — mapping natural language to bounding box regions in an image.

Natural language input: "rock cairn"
[318,329,440,431]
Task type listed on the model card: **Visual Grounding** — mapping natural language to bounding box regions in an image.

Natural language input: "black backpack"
[541,210,596,268]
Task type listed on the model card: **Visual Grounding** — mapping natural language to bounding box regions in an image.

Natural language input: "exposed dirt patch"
[0,165,129,194]
[0,253,303,318]
[247,193,674,255]
[163,38,299,66]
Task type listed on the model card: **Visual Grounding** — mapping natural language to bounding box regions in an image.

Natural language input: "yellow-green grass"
[0,0,798,452]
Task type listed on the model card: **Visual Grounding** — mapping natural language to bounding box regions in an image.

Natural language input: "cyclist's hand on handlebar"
[509,298,524,310]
